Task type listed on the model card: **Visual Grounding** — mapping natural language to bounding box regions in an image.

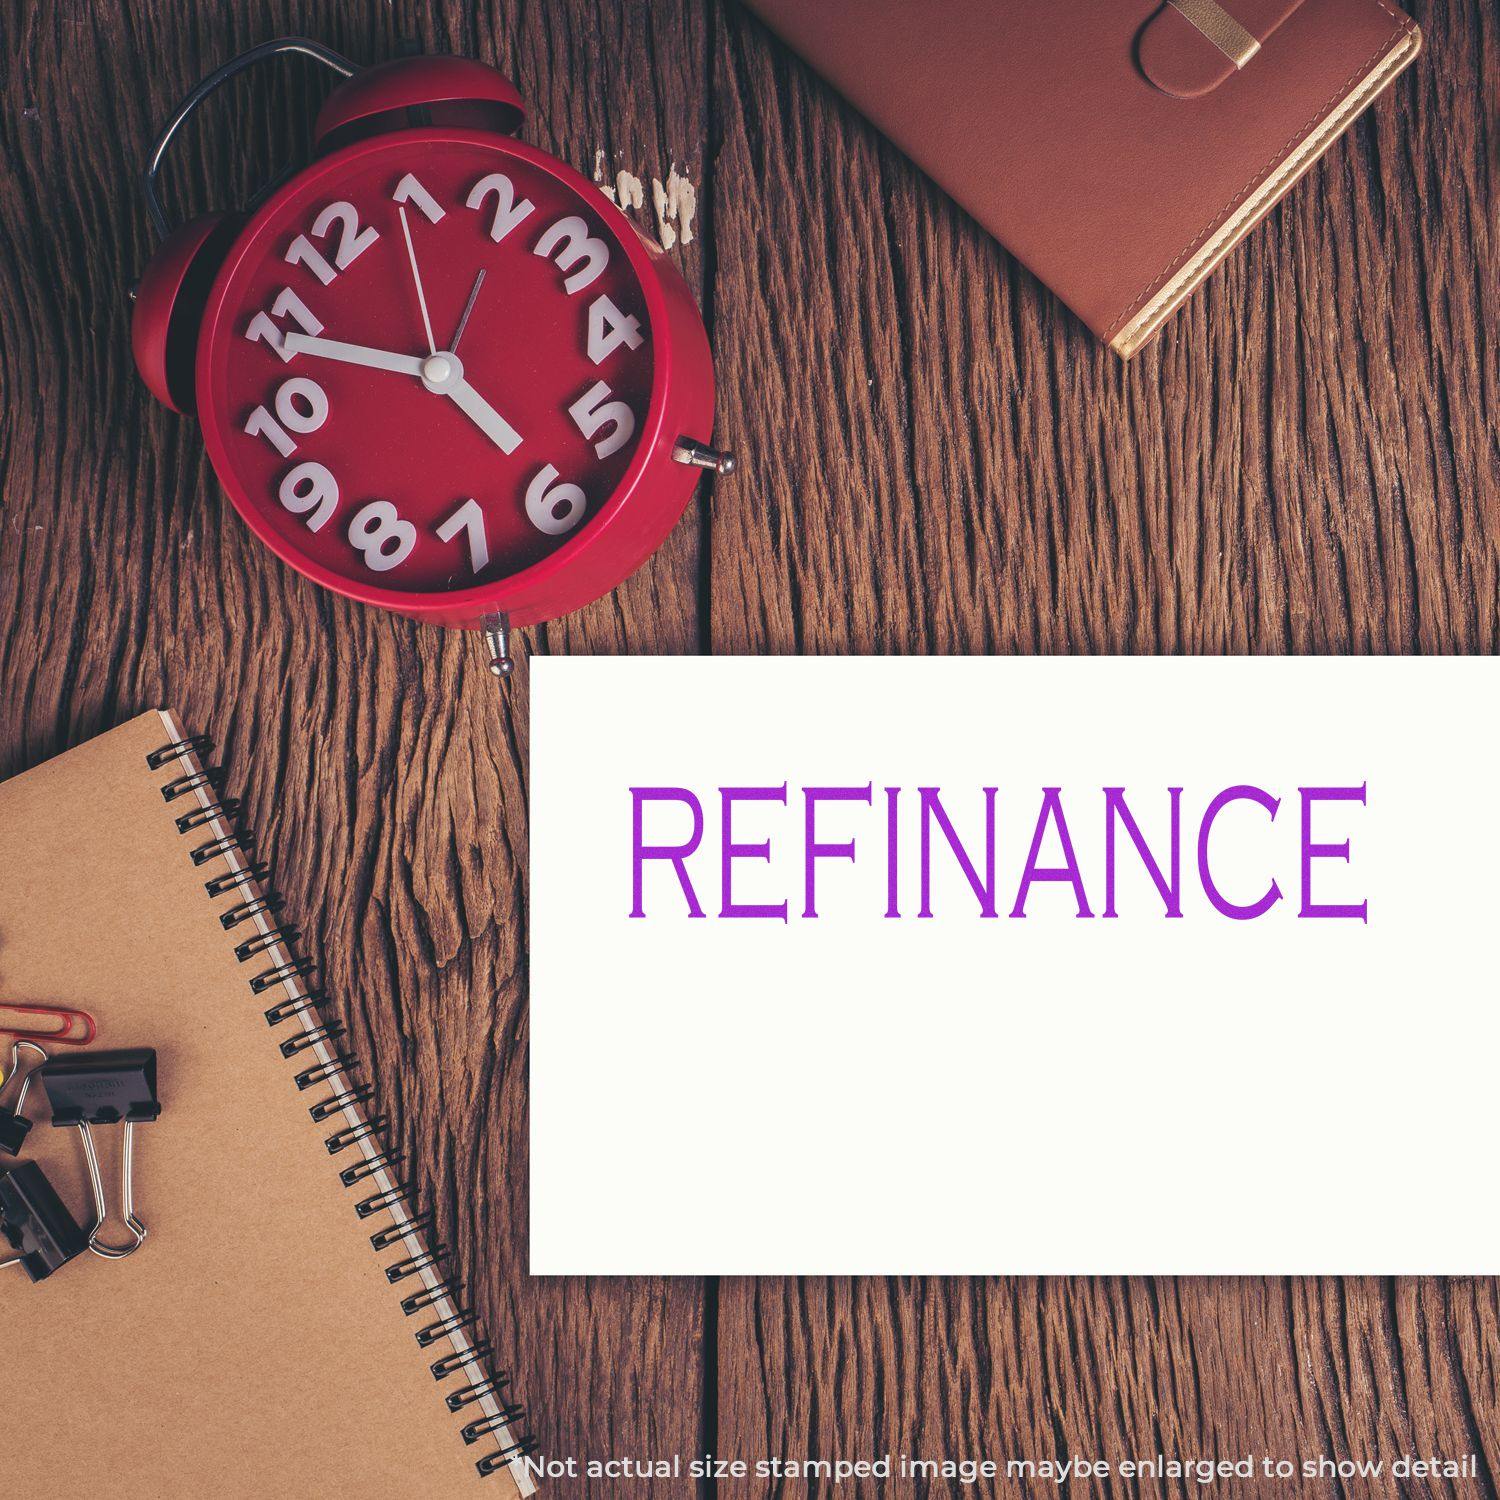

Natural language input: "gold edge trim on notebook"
[1109,21,1421,358]
[151,709,538,1499]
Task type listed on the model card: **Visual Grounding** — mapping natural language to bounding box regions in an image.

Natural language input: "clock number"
[436,497,490,573]
[586,294,644,365]
[568,380,636,460]
[278,461,340,532]
[244,406,296,460]
[284,235,336,286]
[348,500,417,573]
[534,216,609,294]
[465,173,535,244]
[525,464,588,537]
[392,172,445,224]
[244,287,324,362]
[243,376,328,458]
[275,377,329,431]
[285,200,380,284]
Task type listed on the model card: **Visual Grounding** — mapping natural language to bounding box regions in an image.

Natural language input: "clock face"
[197,131,659,605]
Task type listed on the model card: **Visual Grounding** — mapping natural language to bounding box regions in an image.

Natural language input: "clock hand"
[282,334,426,376]
[282,329,521,454]
[397,203,438,356]
[449,269,485,356]
[442,372,523,455]
[413,347,521,454]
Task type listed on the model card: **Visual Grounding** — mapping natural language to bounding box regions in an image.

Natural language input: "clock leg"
[482,611,515,681]
[671,438,736,476]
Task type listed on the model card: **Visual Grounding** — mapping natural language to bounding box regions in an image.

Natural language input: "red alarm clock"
[132,39,732,674]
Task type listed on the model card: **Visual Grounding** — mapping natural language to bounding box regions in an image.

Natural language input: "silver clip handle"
[0,1040,48,1119]
[77,1120,149,1260]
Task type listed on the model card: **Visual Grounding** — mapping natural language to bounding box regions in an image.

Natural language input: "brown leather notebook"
[0,713,535,1498]
[742,0,1420,355]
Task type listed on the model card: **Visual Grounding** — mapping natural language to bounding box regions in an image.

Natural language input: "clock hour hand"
[282,334,426,377]
[443,376,524,456]
[416,351,523,456]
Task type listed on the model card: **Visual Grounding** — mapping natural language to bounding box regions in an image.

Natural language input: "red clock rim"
[196,128,677,623]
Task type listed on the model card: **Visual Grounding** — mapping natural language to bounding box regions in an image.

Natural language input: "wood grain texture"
[0,0,1496,1495]
[710,0,1500,1494]
[709,0,1499,659]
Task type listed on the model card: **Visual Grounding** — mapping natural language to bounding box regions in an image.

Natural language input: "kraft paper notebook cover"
[742,0,1421,355]
[0,712,534,1498]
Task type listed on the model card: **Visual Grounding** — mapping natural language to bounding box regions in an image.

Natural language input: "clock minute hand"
[283,334,426,376]
[398,203,438,357]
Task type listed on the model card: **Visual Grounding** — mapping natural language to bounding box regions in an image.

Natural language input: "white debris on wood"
[592,148,646,214]
[651,165,697,251]
[593,151,697,253]
[616,170,644,213]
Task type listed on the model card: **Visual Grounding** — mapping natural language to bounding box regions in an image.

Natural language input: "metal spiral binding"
[293,1053,356,1089]
[400,1277,463,1316]
[309,1085,375,1123]
[356,1183,414,1219]
[447,1373,513,1413]
[325,1117,384,1155]
[432,1341,492,1380]
[146,735,212,770]
[386,1245,448,1282]
[373,1211,435,1252]
[146,733,534,1481]
[463,1405,527,1443]
[177,797,242,835]
[160,767,224,803]
[205,862,270,898]
[479,1437,539,1475]
[339,1148,402,1187]
[416,1311,480,1348]
[265,989,324,1026]
[282,1022,346,1058]
[192,831,254,866]
[219,891,280,929]
[248,958,315,995]
[233,925,297,961]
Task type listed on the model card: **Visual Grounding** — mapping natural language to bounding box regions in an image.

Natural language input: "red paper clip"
[0,1002,97,1047]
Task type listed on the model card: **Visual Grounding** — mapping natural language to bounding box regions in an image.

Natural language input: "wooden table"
[2,1,1496,1491]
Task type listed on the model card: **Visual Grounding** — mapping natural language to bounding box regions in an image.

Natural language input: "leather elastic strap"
[1166,0,1261,67]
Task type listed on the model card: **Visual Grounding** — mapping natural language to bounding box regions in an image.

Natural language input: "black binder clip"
[0,1041,48,1155]
[0,1162,88,1281]
[40,1048,161,1260]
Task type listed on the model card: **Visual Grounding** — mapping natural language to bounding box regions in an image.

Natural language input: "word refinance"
[629,783,1369,922]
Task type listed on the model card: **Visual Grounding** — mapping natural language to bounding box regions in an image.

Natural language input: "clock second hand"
[449,269,485,356]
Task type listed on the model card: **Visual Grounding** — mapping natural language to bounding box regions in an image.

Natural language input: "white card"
[530,656,1498,1274]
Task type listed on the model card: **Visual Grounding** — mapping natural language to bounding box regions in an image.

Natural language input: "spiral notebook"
[0,711,536,1498]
